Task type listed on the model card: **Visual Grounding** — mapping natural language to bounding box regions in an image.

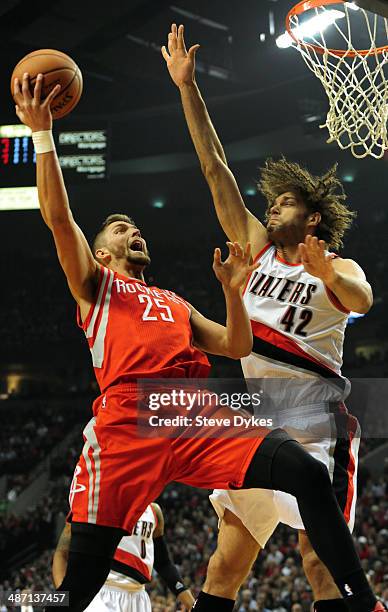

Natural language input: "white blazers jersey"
[241,242,351,406]
[108,504,157,587]
[210,243,359,548]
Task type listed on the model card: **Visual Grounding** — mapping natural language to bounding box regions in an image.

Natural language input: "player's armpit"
[204,160,268,257]
[50,215,99,305]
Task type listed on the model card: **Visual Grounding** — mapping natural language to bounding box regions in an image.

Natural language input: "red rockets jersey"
[110,504,157,583]
[77,266,210,392]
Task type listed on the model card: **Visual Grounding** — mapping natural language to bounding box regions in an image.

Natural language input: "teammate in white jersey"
[52,504,195,611]
[163,24,375,612]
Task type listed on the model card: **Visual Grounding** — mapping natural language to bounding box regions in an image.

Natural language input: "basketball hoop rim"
[286,0,388,57]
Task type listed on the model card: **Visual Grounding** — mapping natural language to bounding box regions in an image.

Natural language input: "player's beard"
[126,248,151,267]
[267,221,306,246]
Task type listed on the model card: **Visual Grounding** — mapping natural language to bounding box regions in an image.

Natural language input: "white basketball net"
[289,3,388,158]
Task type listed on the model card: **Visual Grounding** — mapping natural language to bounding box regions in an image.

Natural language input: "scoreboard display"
[0,124,35,188]
[0,123,110,209]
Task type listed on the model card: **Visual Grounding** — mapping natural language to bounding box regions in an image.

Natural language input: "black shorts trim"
[240,428,292,489]
[331,412,359,514]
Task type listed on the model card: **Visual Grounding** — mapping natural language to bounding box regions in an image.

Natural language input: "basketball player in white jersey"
[163,24,374,612]
[52,503,195,611]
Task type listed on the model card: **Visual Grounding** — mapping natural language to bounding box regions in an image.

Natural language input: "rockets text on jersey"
[77,266,210,392]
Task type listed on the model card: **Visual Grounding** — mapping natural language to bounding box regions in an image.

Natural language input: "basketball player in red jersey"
[162,23,381,612]
[53,503,195,611]
[13,72,384,612]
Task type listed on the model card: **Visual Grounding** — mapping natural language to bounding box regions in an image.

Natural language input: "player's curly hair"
[258,158,356,250]
[92,213,136,256]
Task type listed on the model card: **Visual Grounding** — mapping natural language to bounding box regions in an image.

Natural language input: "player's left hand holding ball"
[13,73,60,131]
[213,242,260,292]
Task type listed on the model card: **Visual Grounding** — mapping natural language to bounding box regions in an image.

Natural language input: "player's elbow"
[355,287,373,314]
[46,211,73,232]
[355,296,373,314]
[227,342,252,360]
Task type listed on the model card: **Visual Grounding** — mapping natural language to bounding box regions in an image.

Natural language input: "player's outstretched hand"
[213,242,260,292]
[13,72,61,132]
[161,23,200,88]
[176,589,195,610]
[298,235,336,284]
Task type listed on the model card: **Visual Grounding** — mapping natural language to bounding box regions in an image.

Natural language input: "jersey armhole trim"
[325,286,351,314]
[76,264,108,331]
[252,241,273,263]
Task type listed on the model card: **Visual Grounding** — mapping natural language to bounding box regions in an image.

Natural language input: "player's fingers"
[188,44,200,60]
[233,242,244,257]
[43,83,61,107]
[318,239,326,253]
[13,77,23,102]
[226,241,237,256]
[161,46,170,62]
[305,235,318,257]
[244,242,252,260]
[33,73,43,103]
[22,73,32,101]
[299,243,310,263]
[167,33,174,54]
[213,247,222,266]
[177,24,188,54]
[170,23,178,51]
[248,260,261,272]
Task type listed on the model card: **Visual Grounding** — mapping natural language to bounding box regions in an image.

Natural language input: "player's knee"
[206,549,251,594]
[297,455,331,498]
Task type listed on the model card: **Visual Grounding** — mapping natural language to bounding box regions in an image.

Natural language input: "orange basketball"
[11,49,83,119]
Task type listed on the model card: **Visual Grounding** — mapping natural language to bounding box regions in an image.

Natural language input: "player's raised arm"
[190,242,259,359]
[162,24,268,255]
[13,73,98,306]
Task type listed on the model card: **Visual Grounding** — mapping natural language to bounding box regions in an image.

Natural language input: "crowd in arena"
[0,400,88,504]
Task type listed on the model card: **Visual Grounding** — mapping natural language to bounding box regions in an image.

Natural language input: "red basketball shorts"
[69,384,271,532]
